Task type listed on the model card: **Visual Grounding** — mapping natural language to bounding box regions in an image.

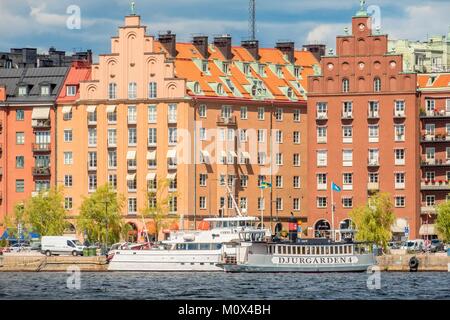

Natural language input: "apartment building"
[307,7,420,240]
[56,13,317,239]
[0,67,69,221]
[418,73,450,238]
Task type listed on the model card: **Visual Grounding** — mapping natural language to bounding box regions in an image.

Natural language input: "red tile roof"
[58,61,91,103]
[418,73,450,90]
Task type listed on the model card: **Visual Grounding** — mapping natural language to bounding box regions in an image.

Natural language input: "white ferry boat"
[218,231,376,273]
[107,217,271,271]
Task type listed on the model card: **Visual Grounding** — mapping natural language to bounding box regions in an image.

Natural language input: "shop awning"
[419,224,437,236]
[62,106,72,114]
[31,107,50,119]
[126,173,136,181]
[147,150,156,160]
[229,151,238,158]
[86,105,97,113]
[167,149,176,159]
[146,172,156,181]
[106,105,116,113]
[126,150,137,160]
[391,218,408,233]
[167,172,177,180]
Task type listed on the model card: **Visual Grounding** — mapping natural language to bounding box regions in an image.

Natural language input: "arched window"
[128,82,137,99]
[108,83,117,100]
[374,77,381,92]
[342,78,350,93]
[217,83,224,95]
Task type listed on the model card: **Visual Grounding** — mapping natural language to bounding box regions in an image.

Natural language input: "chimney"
[302,44,326,62]
[158,31,177,58]
[214,35,233,60]
[193,36,209,59]
[241,40,260,61]
[276,41,295,64]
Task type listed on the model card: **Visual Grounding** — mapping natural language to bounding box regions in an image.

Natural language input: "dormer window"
[243,63,250,75]
[40,85,50,96]
[202,60,209,73]
[18,86,28,97]
[66,85,77,97]
[217,83,224,95]
[258,64,265,76]
[222,62,230,75]
[294,67,300,78]
[194,82,201,94]
[287,88,294,99]
[276,65,283,77]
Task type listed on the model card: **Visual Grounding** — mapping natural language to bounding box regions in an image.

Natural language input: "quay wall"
[377,254,450,272]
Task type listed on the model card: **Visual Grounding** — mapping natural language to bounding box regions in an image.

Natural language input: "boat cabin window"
[175,243,222,250]
[325,247,330,255]
[287,246,292,255]
[305,247,310,255]
[343,246,348,254]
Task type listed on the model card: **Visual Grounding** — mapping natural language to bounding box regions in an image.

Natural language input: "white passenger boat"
[218,231,376,273]
[107,217,271,271]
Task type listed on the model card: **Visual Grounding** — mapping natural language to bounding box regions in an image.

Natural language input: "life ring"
[409,256,419,272]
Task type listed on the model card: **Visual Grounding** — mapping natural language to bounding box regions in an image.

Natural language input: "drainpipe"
[192,97,198,230]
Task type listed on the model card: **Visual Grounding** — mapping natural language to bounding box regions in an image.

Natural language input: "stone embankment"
[377,252,450,272]
[0,253,108,272]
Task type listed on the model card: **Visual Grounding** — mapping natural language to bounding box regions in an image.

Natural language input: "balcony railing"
[421,158,450,166]
[168,116,177,124]
[216,115,237,126]
[32,119,51,129]
[32,143,51,152]
[368,159,380,167]
[421,206,436,214]
[394,111,406,118]
[317,137,327,144]
[420,134,450,143]
[420,110,450,118]
[367,182,380,190]
[341,112,353,120]
[316,113,328,120]
[107,140,117,148]
[128,117,137,125]
[87,117,97,126]
[421,180,450,190]
[368,112,379,119]
[32,166,50,176]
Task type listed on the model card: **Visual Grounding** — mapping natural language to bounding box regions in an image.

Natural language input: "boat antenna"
[225,183,243,217]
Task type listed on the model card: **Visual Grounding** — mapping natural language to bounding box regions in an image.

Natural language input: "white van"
[401,239,425,252]
[41,236,85,256]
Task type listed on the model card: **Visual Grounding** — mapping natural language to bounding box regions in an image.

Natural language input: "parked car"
[41,236,85,256]
[401,239,425,252]
[9,242,31,252]
[388,241,401,250]
[429,239,445,252]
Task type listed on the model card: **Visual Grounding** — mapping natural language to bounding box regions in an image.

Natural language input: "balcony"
[87,117,97,126]
[87,162,97,171]
[107,140,117,148]
[316,113,328,120]
[420,110,450,119]
[216,115,237,126]
[148,140,157,147]
[420,134,450,143]
[341,112,353,120]
[317,137,327,144]
[168,162,177,170]
[421,206,436,214]
[32,119,51,129]
[393,111,406,119]
[32,143,51,152]
[127,117,137,125]
[127,164,137,171]
[367,182,380,191]
[394,135,405,142]
[32,166,50,176]
[168,116,177,124]
[367,159,380,167]
[421,158,450,167]
[421,180,450,190]
[368,112,380,120]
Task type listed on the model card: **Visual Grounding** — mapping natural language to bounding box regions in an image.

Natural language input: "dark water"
[0,272,449,300]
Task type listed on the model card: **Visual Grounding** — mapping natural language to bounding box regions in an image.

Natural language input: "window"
[369,149,379,164]
[395,196,405,208]
[275,108,283,121]
[199,174,207,187]
[108,150,117,168]
[395,100,405,116]
[425,171,435,181]
[342,78,350,93]
[169,196,178,213]
[342,126,353,143]
[293,198,300,211]
[275,175,283,188]
[257,152,266,165]
[293,153,301,166]
[317,102,327,118]
[16,132,25,144]
[243,63,250,75]
[317,173,327,190]
[108,174,117,190]
[148,128,157,145]
[257,175,266,187]
[148,82,157,98]
[227,128,235,142]
[148,105,157,123]
[343,173,353,190]
[368,125,379,142]
[108,83,117,100]
[199,196,207,209]
[425,195,435,207]
[343,149,353,166]
[317,197,327,208]
[343,102,353,118]
[199,104,207,118]
[63,109,72,121]
[395,172,405,189]
[64,197,73,210]
[239,129,247,142]
[64,129,73,142]
[16,180,25,193]
[128,128,137,145]
[168,104,177,122]
[202,60,209,73]
[275,130,283,143]
[258,64,265,76]
[368,101,379,118]
[395,149,405,165]
[275,198,283,211]
[168,128,177,144]
[64,175,73,187]
[394,124,405,141]
[240,175,248,188]
[40,85,50,96]
[128,198,137,214]
[240,106,248,119]
[127,177,137,192]
[293,176,300,188]
[128,82,137,99]
[35,180,50,192]
[88,152,97,169]
[108,129,117,146]
[317,126,327,143]
[66,86,77,96]
[128,105,137,123]
[342,197,353,208]
[293,131,300,144]
[88,174,97,191]
[64,152,73,165]
[88,128,97,146]
[369,172,379,183]
[258,197,265,210]
[16,109,24,121]
[18,86,27,96]
[275,153,283,165]
[257,107,265,120]
[374,77,381,92]
[240,197,248,210]
[15,156,24,168]
[317,150,327,167]
[257,129,266,143]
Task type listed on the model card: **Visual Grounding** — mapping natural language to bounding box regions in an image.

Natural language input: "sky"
[1,0,450,60]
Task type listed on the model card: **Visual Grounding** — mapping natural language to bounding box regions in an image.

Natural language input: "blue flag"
[331,182,341,192]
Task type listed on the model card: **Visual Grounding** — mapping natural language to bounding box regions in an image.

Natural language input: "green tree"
[78,184,125,245]
[349,192,395,250]
[23,187,68,236]
[436,201,450,242]
[141,179,178,241]
[2,203,28,240]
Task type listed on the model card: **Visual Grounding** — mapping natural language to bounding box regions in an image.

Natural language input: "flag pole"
[260,186,264,230]
[331,182,335,242]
